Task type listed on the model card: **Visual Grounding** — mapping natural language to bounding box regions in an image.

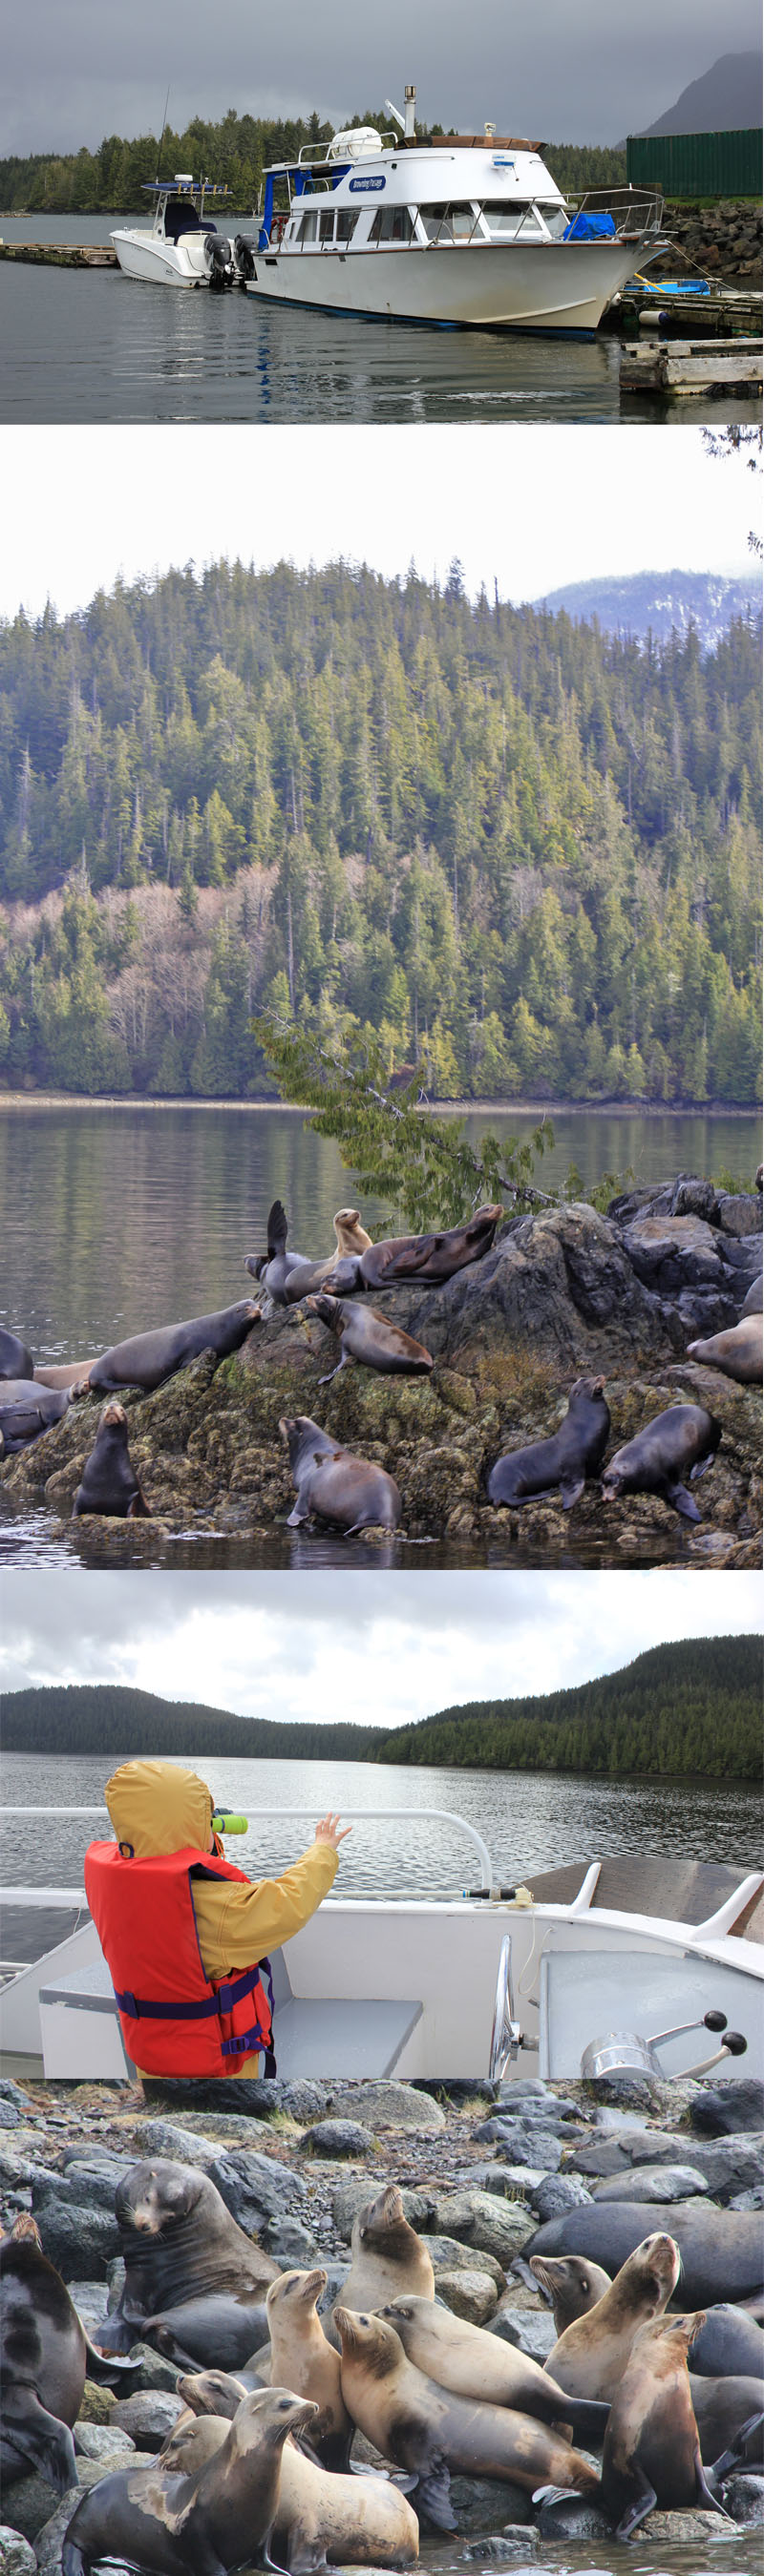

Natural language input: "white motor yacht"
[1,1807,760,2085]
[241,87,665,337]
[111,177,241,287]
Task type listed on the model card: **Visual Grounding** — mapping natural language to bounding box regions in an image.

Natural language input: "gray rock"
[0,2532,36,2576]
[134,2118,216,2164]
[435,2268,499,2323]
[0,2082,33,2112]
[27,2201,119,2279]
[472,2123,562,2170]
[205,2147,307,2226]
[1,2463,106,2546]
[537,2497,612,2538]
[73,2425,136,2463]
[449,2475,533,2531]
[461,2164,541,2199]
[464,2537,540,2562]
[261,2216,324,2266]
[592,2163,710,2202]
[325,2081,445,2130]
[433,2190,534,2264]
[424,2235,506,2288]
[111,2391,185,2450]
[110,2341,188,2393]
[716,1192,762,1238]
[269,2081,328,2123]
[690,2079,764,2135]
[298,2121,374,2158]
[730,2186,764,2211]
[643,2508,740,2540]
[531,2173,594,2221]
[0,2105,21,2130]
[493,2307,558,2363]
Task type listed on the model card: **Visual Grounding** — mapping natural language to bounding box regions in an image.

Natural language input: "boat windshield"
[419,200,479,241]
[369,206,416,243]
[481,199,546,237]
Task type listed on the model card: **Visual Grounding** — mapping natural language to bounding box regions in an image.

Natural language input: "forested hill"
[374,1636,762,1779]
[2,1638,760,1778]
[0,562,759,1108]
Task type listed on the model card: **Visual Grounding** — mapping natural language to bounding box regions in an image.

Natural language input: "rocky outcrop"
[1,1180,759,1563]
[650,200,762,284]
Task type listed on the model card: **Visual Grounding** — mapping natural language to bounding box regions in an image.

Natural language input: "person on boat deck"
[83,1758,350,2080]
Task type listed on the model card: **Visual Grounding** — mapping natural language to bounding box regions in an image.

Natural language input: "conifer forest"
[0,559,760,1106]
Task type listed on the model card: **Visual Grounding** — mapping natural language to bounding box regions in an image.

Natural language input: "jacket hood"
[105,1759,216,1858]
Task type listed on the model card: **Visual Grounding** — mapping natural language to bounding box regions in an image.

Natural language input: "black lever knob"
[703,2010,728,2032]
[721,2031,747,2056]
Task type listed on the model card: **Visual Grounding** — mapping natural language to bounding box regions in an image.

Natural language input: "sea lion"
[174,2372,419,2573]
[96,2160,278,2357]
[690,2373,764,2466]
[740,1275,762,1318]
[0,1378,74,1453]
[247,1203,372,1304]
[688,2305,764,2380]
[265,2269,353,2470]
[0,1326,34,1379]
[601,1403,722,1521]
[487,1376,609,1509]
[528,2253,612,2332]
[518,2204,764,2313]
[335,2307,600,2532]
[61,2385,318,2576]
[380,2295,609,2441]
[306,1294,434,1385]
[88,1300,259,1395]
[541,2232,681,2400]
[338,2188,435,2317]
[686,1313,762,1386]
[33,1360,97,1390]
[598,2311,732,2538]
[0,2216,133,2495]
[73,1399,152,1518]
[358,1204,503,1289]
[280,1415,402,1533]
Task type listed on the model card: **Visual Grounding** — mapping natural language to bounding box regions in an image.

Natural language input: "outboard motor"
[204,232,235,289]
[234,233,257,283]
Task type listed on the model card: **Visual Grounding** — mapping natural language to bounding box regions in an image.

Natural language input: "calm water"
[3,1751,761,1919]
[1,221,761,425]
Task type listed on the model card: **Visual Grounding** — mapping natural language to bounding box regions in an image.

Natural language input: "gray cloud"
[3,4,760,157]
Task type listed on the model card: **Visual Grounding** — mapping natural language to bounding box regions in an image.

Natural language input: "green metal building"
[626,128,762,199]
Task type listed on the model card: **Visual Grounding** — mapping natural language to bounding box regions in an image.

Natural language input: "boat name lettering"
[349,175,386,193]
[492,156,516,169]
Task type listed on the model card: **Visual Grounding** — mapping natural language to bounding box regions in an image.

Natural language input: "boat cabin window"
[295,209,319,244]
[319,208,335,242]
[368,205,416,244]
[335,208,359,242]
[538,203,568,238]
[419,201,478,242]
[480,200,542,237]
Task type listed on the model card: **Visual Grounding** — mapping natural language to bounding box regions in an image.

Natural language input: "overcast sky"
[0,1570,760,1728]
[0,427,758,629]
[2,9,760,157]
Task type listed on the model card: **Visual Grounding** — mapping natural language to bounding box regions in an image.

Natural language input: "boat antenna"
[156,85,170,183]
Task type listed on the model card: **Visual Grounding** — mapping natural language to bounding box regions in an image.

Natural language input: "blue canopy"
[562,210,617,241]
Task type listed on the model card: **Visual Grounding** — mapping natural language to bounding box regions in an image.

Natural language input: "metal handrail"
[2,1806,495,1890]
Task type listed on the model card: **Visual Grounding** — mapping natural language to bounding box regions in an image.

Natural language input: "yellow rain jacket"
[100,1758,339,2076]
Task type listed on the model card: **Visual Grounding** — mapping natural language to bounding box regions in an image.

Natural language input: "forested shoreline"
[0,561,759,1106]
[2,1641,760,1779]
[0,108,627,215]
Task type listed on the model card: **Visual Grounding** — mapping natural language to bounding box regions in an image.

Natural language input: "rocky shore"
[2,1177,760,1568]
[0,2067,762,2572]
[651,200,762,285]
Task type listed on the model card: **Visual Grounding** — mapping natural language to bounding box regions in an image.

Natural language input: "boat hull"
[111,228,215,286]
[244,238,650,336]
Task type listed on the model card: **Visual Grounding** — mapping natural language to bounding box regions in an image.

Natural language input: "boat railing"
[1,1805,496,1896]
[565,185,664,241]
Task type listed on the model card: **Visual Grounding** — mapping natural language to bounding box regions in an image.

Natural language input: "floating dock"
[0,242,117,266]
[620,334,763,401]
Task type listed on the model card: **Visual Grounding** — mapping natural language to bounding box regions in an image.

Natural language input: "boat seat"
[38,1948,423,2082]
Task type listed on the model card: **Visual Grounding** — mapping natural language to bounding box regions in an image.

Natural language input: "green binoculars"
[211,1811,248,1834]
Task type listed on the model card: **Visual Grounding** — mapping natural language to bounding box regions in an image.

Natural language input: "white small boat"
[1,1808,761,2085]
[242,87,665,338]
[111,177,244,288]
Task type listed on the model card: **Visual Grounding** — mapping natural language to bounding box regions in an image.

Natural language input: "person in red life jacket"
[84,1758,350,2079]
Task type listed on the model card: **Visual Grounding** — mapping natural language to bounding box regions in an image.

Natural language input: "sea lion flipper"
[666,1481,702,1522]
[614,2474,657,2541]
[560,1475,584,1510]
[414,2456,456,2531]
[706,2409,764,2489]
[266,1201,288,1258]
[689,1450,716,1482]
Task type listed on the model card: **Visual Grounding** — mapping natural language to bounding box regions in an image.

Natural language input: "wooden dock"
[0,242,117,267]
[620,334,763,401]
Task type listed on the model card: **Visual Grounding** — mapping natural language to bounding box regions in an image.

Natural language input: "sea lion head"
[304,1295,343,1331]
[100,1400,128,1432]
[628,2311,707,2373]
[177,2370,247,2420]
[353,2186,409,2251]
[529,2253,610,2318]
[231,2386,319,2455]
[266,2267,327,2322]
[569,1374,606,1403]
[620,2233,682,2314]
[116,2160,202,2237]
[333,2307,402,2377]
